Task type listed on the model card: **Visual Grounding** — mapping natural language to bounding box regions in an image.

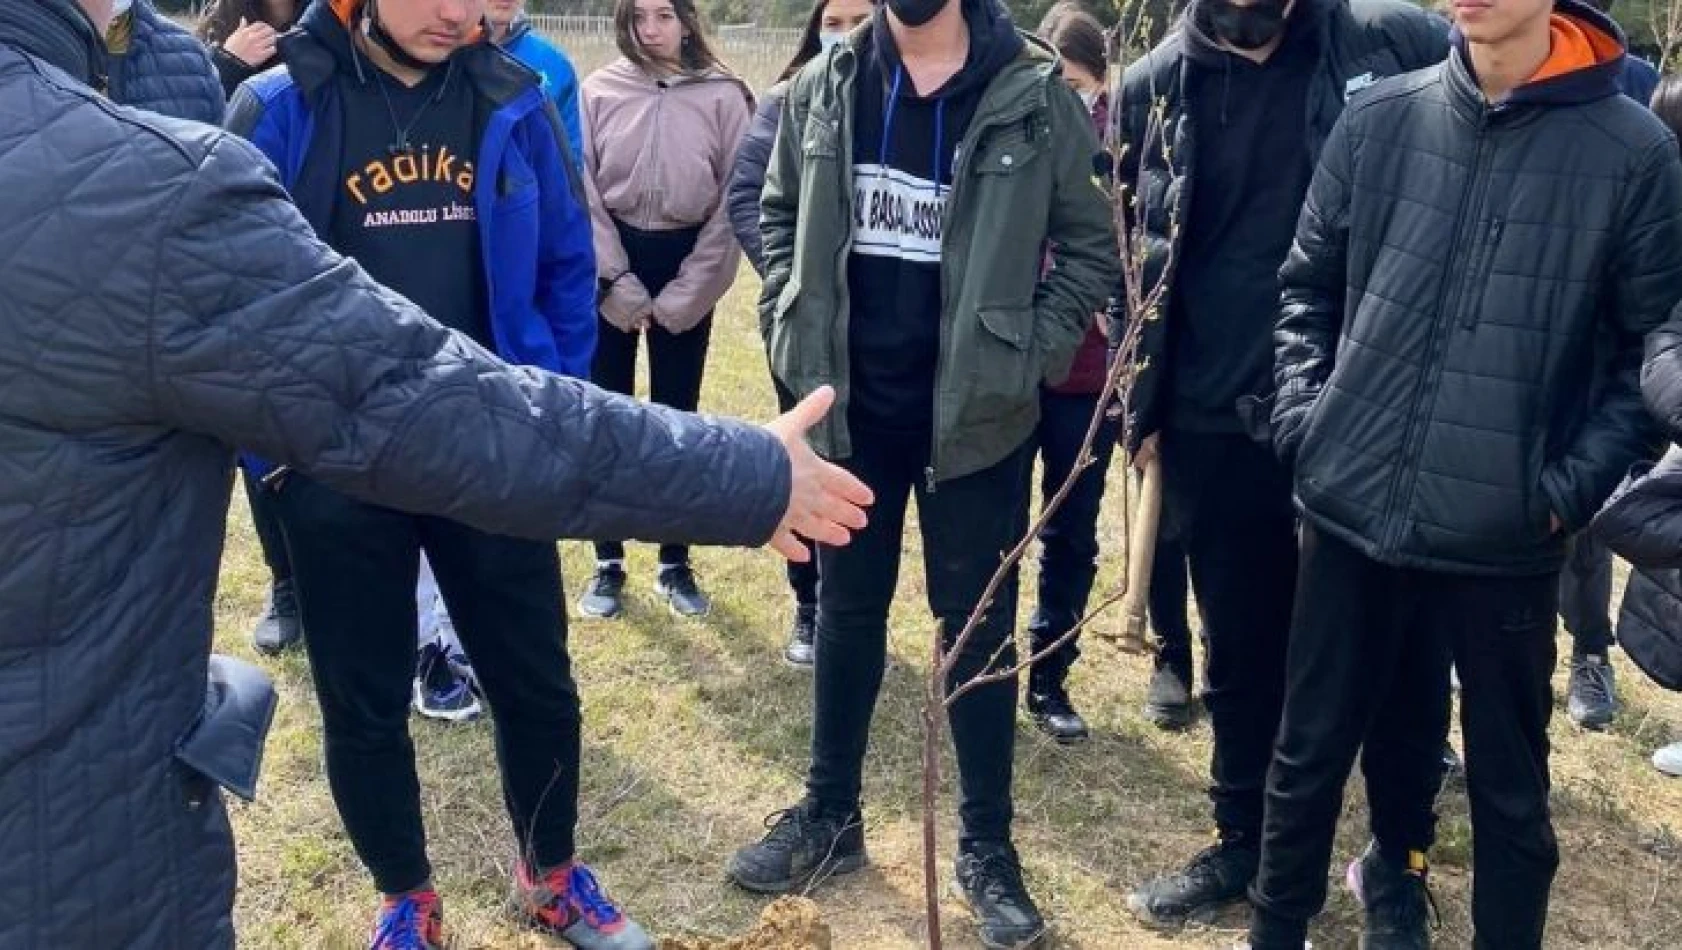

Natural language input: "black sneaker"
[1567,652,1619,730]
[578,565,627,619]
[954,841,1047,950]
[251,578,303,656]
[1144,654,1194,731]
[1026,677,1089,743]
[412,641,482,722]
[784,606,816,668]
[726,801,866,894]
[1345,842,1436,950]
[1128,838,1258,929]
[656,564,711,618]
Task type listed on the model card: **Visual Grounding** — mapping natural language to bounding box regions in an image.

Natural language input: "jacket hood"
[0,0,107,86]
[1181,0,1334,68]
[1451,0,1625,106]
[871,0,1025,100]
[594,55,754,103]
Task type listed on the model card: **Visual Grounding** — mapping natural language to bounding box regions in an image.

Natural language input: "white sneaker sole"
[412,681,482,722]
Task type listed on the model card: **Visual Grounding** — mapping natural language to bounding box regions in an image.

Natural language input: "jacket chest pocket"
[803,115,841,161]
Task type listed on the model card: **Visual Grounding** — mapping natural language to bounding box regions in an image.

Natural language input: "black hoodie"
[1167,0,1325,435]
[846,0,1024,433]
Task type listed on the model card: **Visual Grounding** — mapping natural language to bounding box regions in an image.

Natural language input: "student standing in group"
[197,0,301,98]
[728,0,876,666]
[487,0,584,168]
[224,0,643,946]
[1117,0,1448,931]
[196,0,307,657]
[105,0,222,123]
[1017,4,1119,744]
[725,0,1119,945]
[578,0,753,621]
[1250,1,1682,946]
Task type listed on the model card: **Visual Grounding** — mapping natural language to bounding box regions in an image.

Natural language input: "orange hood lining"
[1529,13,1621,85]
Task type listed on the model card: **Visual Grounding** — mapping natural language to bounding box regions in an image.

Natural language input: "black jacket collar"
[0,0,108,89]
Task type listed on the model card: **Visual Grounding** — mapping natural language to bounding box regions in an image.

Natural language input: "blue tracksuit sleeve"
[535,106,598,379]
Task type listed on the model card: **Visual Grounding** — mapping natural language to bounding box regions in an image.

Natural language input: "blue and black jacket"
[226,0,596,393]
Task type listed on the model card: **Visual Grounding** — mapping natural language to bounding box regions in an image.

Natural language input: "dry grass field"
[215,269,1682,949]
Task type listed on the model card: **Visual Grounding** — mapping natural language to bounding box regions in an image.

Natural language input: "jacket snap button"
[1001,154,1014,167]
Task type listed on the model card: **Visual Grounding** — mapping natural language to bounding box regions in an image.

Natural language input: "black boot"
[1143,651,1194,730]
[1128,836,1258,928]
[251,578,303,655]
[1026,671,1089,743]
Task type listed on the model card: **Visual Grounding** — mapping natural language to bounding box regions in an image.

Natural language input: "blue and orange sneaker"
[513,860,654,950]
[369,889,443,950]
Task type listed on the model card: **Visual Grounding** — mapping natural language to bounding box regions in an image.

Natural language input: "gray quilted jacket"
[0,2,790,948]
[1272,3,1682,575]
[108,0,223,125]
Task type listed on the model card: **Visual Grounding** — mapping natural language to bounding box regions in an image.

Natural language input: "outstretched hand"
[763,386,874,562]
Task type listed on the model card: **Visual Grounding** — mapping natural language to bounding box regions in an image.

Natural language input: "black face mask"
[1205,0,1290,51]
[886,0,951,28]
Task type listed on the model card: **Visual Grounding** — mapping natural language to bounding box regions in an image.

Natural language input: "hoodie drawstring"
[881,65,950,196]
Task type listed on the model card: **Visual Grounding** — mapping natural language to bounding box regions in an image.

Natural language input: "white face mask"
[1079,88,1100,110]
[111,0,134,16]
[819,30,847,51]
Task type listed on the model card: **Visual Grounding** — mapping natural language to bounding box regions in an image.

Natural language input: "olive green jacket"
[758,30,1120,485]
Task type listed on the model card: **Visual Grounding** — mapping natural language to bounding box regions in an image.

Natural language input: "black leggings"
[273,476,581,894]
[592,221,712,567]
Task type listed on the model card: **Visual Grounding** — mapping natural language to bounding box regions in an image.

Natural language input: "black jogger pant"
[1250,523,1560,950]
[592,221,713,567]
[1161,430,1298,840]
[1559,531,1614,655]
[273,476,582,894]
[774,378,819,608]
[1027,389,1121,685]
[807,425,1031,844]
[243,467,292,582]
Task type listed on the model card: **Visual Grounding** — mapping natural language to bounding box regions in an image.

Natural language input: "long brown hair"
[614,0,729,75]
[1652,75,1682,154]
[196,0,301,47]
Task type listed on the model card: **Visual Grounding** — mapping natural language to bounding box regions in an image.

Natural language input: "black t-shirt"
[1168,22,1317,433]
[328,64,490,346]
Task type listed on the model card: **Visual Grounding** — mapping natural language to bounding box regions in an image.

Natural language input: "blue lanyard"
[879,65,948,196]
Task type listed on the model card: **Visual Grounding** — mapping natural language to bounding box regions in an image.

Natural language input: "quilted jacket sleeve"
[1272,106,1355,465]
[728,87,783,278]
[1541,139,1682,531]
[1035,81,1123,386]
[148,134,792,546]
[1644,317,1682,442]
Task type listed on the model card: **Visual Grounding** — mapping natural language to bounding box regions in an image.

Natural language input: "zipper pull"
[1488,217,1504,244]
[925,466,938,494]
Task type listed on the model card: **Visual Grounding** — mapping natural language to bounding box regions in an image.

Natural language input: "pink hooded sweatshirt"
[581,57,754,334]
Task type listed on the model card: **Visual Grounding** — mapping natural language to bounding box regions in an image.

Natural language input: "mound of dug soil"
[660,897,832,950]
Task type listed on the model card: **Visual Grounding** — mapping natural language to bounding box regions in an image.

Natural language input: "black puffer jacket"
[0,2,790,946]
[727,80,785,276]
[1113,0,1448,448]
[1273,1,1682,576]
[1592,448,1682,691]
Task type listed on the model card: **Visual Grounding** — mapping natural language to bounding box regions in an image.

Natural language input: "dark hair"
[1579,0,1615,12]
[615,0,730,75]
[196,0,300,47]
[777,0,878,83]
[1036,0,1089,38]
[1040,6,1108,81]
[1652,75,1682,154]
